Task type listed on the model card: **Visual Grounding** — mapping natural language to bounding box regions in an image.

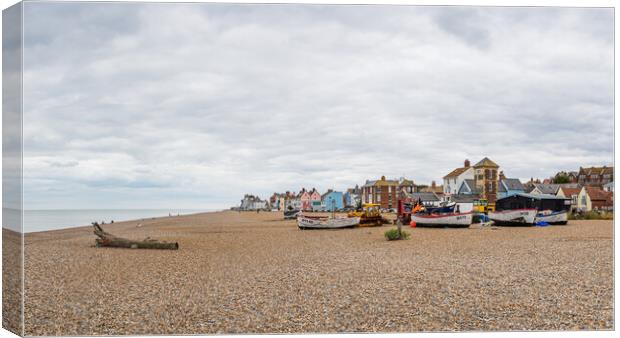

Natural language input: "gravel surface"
[23,211,613,335]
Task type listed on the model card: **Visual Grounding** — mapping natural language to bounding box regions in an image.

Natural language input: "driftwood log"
[93,223,179,250]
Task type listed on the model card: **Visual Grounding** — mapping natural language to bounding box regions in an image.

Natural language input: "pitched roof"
[362,177,400,187]
[579,166,613,176]
[559,187,581,197]
[473,157,499,168]
[443,166,470,179]
[533,183,560,195]
[459,179,480,194]
[500,178,524,192]
[585,186,612,201]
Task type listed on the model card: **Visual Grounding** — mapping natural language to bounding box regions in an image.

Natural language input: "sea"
[19,209,217,233]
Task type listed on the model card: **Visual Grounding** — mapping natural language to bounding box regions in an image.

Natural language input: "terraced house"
[577,166,613,187]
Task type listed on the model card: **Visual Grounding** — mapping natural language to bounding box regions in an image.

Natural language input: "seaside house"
[577,186,613,212]
[472,157,500,210]
[240,194,269,211]
[344,185,361,208]
[361,176,404,209]
[310,188,322,211]
[443,159,475,196]
[497,177,525,199]
[322,190,344,211]
[285,192,302,211]
[578,166,614,187]
[529,183,560,195]
[457,179,480,195]
[556,187,582,212]
[299,189,312,211]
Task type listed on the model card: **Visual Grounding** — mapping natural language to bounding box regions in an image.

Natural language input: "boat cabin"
[495,193,571,212]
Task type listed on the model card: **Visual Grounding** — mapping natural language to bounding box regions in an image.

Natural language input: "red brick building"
[578,166,613,187]
[361,176,413,209]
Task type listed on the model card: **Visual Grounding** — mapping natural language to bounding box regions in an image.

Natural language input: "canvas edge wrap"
[3,1,24,336]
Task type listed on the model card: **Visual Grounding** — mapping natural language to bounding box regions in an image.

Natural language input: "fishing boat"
[297,215,360,230]
[283,209,300,220]
[488,209,537,226]
[534,209,568,225]
[492,193,571,226]
[410,211,472,228]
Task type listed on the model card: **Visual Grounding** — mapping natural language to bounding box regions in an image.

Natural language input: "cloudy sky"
[20,2,613,210]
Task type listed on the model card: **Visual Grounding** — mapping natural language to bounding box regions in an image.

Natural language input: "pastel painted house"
[322,190,344,211]
[299,189,312,211]
[310,189,323,211]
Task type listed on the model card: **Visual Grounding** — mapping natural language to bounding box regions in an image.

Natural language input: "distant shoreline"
[16,209,227,235]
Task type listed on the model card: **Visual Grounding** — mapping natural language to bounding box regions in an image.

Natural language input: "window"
[377,195,381,202]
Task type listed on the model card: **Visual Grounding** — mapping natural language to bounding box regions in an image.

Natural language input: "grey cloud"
[19,3,614,209]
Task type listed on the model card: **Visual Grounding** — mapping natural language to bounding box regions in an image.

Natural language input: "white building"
[240,194,269,210]
[443,159,474,196]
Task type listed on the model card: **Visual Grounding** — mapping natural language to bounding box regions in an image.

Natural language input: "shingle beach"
[22,211,613,335]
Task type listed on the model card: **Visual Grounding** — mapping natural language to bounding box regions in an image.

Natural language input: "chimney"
[381,175,386,181]
[499,171,506,180]
[464,159,470,167]
[431,181,436,189]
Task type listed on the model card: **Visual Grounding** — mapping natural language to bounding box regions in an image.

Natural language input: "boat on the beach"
[488,209,537,226]
[534,209,568,225]
[297,215,360,230]
[410,212,472,228]
[283,209,300,220]
[491,193,571,226]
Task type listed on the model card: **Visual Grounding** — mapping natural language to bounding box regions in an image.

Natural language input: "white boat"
[488,208,537,226]
[409,212,472,228]
[534,210,568,225]
[297,215,360,230]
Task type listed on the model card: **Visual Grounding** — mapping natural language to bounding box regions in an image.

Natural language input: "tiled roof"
[579,166,614,176]
[559,187,581,197]
[443,166,470,179]
[473,157,499,168]
[585,186,612,201]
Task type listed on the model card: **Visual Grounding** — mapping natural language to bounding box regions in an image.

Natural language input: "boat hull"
[297,216,360,230]
[534,210,568,225]
[410,212,472,228]
[488,209,537,226]
[283,210,300,219]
